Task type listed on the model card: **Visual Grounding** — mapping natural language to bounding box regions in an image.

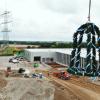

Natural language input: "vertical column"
[98,37,100,71]
[86,31,91,73]
[91,24,97,73]
[75,33,83,69]
[70,33,78,67]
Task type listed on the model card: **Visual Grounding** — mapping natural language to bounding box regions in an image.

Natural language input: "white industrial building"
[24,48,99,68]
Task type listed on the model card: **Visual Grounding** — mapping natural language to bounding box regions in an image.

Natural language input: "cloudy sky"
[0,0,99,41]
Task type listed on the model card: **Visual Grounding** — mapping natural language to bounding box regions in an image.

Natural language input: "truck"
[53,71,71,80]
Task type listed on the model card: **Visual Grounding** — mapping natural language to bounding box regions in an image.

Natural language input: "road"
[0,56,33,71]
[49,76,100,100]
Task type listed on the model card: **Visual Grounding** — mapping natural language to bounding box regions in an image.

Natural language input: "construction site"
[0,55,99,100]
[0,0,100,100]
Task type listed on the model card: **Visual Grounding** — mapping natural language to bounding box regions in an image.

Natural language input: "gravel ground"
[0,78,55,100]
[0,78,7,89]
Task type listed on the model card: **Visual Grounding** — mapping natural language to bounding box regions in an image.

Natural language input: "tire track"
[50,76,100,100]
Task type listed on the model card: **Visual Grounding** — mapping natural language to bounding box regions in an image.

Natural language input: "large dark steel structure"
[69,23,100,75]
[68,0,100,76]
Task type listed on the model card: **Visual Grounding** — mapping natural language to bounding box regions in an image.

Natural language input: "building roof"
[25,48,68,52]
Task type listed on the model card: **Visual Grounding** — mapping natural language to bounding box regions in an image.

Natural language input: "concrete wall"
[31,52,56,62]
[24,49,73,67]
[55,52,71,66]
[24,50,56,62]
[24,49,99,68]
[24,50,31,61]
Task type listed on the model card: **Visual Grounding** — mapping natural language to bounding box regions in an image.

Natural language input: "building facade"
[24,49,99,68]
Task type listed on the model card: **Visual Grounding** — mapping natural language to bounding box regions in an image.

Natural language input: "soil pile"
[0,78,55,100]
[0,78,7,88]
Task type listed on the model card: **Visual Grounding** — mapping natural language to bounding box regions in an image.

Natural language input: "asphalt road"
[0,56,32,70]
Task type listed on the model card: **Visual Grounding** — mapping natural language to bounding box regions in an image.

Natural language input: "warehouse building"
[24,49,99,68]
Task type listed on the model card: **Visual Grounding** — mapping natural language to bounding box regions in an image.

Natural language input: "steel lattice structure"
[1,11,11,47]
[68,23,100,76]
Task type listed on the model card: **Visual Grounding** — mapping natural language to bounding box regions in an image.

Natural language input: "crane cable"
[88,0,91,22]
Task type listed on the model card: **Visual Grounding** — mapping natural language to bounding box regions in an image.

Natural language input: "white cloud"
[0,0,99,41]
[39,0,79,14]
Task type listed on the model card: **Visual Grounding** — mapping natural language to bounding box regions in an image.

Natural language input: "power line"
[0,0,12,47]
[0,11,11,47]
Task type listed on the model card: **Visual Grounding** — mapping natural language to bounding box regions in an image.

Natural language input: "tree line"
[0,40,94,48]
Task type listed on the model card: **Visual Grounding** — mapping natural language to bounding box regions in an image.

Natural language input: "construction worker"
[5,67,11,77]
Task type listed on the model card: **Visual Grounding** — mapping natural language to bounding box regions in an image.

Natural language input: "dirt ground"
[0,70,7,89]
[53,82,79,100]
[1,75,100,100]
[0,56,100,100]
[0,70,100,100]
[0,78,55,100]
[50,76,100,100]
[0,78,7,89]
[46,62,66,68]
[43,66,100,100]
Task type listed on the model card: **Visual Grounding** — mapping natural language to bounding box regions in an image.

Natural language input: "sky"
[0,0,100,41]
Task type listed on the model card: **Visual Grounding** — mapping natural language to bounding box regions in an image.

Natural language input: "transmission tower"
[1,11,11,47]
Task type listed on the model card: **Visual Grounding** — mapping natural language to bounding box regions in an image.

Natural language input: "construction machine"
[53,71,71,80]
